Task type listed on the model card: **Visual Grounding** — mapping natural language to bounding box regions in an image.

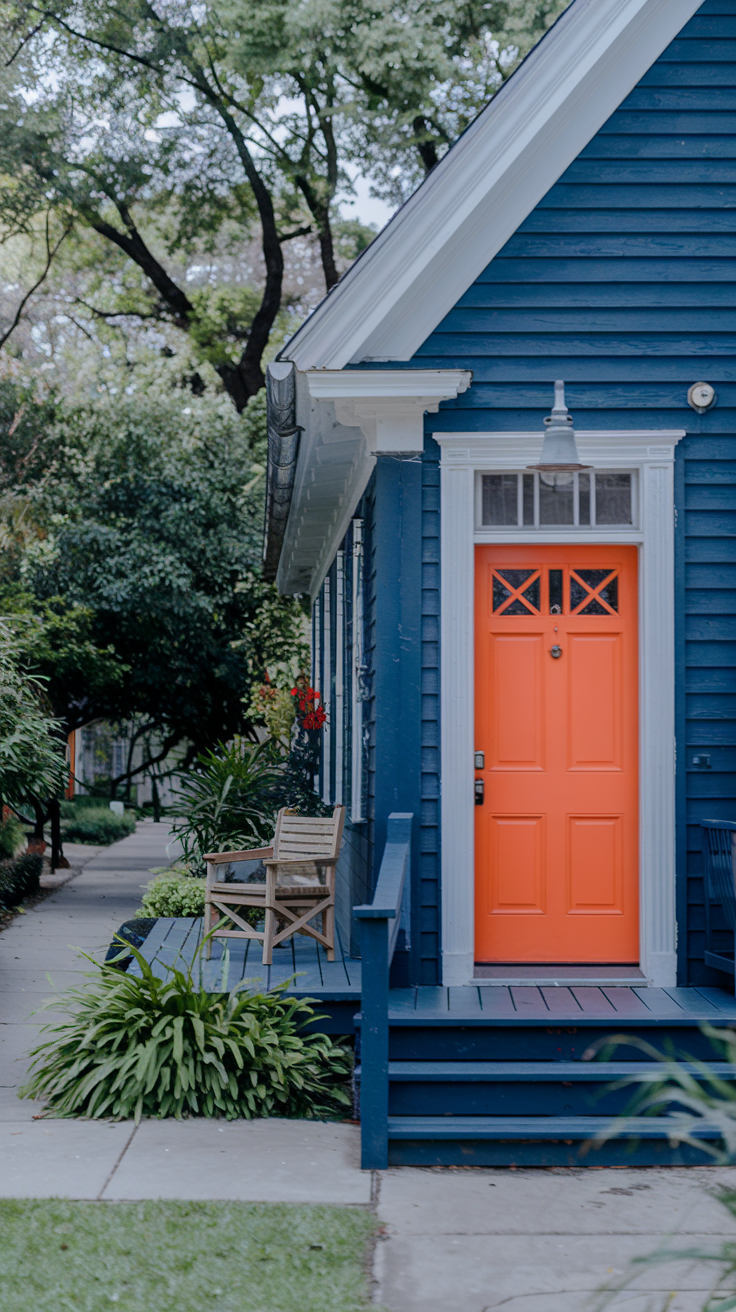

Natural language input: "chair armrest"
[203,846,274,863]
[202,844,274,865]
[264,856,338,868]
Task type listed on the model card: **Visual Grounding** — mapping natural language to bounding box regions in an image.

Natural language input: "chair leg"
[204,898,212,959]
[324,901,335,962]
[262,905,276,966]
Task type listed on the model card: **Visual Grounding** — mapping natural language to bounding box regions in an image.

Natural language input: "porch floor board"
[130,922,736,1028]
[386,983,736,1025]
[130,916,362,1000]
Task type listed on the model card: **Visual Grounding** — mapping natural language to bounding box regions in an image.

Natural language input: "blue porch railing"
[701,819,736,977]
[353,812,412,1170]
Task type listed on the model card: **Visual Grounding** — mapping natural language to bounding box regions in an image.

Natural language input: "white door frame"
[434,428,686,987]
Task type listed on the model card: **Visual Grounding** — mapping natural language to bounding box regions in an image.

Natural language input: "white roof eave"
[282,0,702,372]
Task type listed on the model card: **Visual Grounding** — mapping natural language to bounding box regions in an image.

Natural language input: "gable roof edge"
[283,0,702,372]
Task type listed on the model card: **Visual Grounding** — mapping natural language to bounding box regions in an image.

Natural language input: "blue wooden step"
[387,1025,724,1061]
[386,1115,723,1167]
[383,1060,736,1117]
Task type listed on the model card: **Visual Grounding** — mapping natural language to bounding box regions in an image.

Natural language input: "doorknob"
[475,779,484,806]
[550,645,562,659]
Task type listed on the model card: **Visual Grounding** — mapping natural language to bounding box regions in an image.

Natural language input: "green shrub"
[21,943,353,1121]
[139,872,207,918]
[60,795,121,818]
[0,814,26,858]
[0,853,43,908]
[60,807,136,845]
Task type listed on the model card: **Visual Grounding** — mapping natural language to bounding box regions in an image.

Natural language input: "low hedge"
[60,808,136,845]
[0,853,43,909]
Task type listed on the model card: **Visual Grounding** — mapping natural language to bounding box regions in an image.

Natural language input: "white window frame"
[475,468,639,531]
[435,428,685,988]
[334,550,345,806]
[321,574,332,805]
[350,518,366,823]
[312,599,322,794]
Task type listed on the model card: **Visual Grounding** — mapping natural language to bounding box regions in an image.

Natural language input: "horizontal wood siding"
[409,0,736,985]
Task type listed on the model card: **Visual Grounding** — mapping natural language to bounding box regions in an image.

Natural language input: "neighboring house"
[263,0,736,1163]
[71,722,183,810]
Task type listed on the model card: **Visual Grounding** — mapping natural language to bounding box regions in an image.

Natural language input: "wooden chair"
[203,806,345,966]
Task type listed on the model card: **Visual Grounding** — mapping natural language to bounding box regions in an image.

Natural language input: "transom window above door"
[479,471,635,529]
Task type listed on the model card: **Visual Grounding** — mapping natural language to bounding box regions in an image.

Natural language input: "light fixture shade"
[527,380,590,471]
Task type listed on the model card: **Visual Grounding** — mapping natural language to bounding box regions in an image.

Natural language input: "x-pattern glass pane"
[570,568,619,615]
[492,568,541,615]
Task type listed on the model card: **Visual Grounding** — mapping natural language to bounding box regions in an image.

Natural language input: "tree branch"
[76,199,195,331]
[4,19,44,67]
[0,210,72,353]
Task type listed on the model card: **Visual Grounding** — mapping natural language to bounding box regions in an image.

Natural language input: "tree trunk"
[151,773,161,823]
[49,799,66,871]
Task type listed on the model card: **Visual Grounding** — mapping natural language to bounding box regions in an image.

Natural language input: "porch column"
[373,452,422,985]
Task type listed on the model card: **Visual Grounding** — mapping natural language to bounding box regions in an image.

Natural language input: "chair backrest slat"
[273,806,345,861]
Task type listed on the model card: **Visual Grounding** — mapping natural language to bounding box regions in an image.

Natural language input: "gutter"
[262,362,302,583]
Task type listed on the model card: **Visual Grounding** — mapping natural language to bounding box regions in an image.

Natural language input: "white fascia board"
[306,368,472,403]
[283,0,702,371]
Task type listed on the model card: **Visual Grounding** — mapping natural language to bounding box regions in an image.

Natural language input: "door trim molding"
[433,428,686,987]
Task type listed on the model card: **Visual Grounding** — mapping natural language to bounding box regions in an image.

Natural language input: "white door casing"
[434,429,686,987]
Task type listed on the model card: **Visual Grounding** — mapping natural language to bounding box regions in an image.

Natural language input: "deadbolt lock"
[550,645,562,659]
[474,750,485,769]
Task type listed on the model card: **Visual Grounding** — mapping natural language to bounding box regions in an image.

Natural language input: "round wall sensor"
[688,381,717,413]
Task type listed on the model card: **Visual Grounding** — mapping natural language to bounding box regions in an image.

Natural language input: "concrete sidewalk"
[0,821,175,1116]
[374,1164,736,1311]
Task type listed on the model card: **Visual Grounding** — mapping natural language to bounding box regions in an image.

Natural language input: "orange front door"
[474,545,639,964]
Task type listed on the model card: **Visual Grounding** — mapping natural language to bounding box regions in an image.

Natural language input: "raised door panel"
[489,635,545,770]
[567,634,623,771]
[566,815,624,914]
[489,815,545,914]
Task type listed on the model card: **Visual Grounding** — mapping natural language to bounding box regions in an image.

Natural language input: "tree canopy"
[0,0,567,407]
[0,377,308,780]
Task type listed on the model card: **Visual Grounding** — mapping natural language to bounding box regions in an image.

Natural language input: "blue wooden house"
[262,0,736,1166]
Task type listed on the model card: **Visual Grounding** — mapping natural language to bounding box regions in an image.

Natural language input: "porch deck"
[131,918,736,1030]
[130,916,362,1032]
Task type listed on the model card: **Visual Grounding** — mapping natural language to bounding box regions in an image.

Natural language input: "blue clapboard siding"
[421,442,441,983]
[405,0,736,985]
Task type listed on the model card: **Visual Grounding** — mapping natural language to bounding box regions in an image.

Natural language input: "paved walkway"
[2,825,736,1307]
[374,1164,736,1311]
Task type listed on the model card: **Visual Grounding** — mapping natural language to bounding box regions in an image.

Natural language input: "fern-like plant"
[21,942,352,1123]
[172,740,282,868]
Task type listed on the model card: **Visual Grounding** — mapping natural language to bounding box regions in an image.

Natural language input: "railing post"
[354,812,412,1172]
[358,914,389,1169]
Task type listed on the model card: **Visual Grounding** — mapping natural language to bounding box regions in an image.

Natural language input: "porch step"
[385,1060,736,1118]
[386,1115,723,1167]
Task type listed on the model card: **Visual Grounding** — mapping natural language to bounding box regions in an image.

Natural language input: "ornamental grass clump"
[21,943,352,1123]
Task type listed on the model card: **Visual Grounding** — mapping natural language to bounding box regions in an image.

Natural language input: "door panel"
[475,544,639,963]
[491,636,545,769]
[567,635,621,769]
[491,815,545,913]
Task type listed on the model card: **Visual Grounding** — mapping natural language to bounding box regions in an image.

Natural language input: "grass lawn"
[0,1199,377,1311]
